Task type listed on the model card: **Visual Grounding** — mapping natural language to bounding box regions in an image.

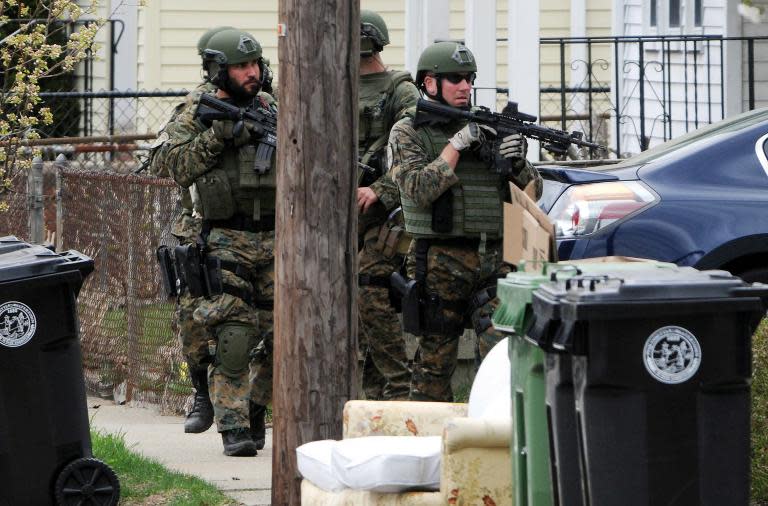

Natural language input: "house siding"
[100,1,611,136]
[740,0,768,111]
[619,0,725,155]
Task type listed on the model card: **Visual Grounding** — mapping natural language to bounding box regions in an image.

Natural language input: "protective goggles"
[440,72,476,85]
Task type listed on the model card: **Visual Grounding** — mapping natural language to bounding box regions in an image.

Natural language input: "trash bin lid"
[493,274,551,334]
[493,263,580,334]
[559,268,746,304]
[495,260,679,335]
[527,263,748,352]
[539,267,768,354]
[0,236,91,283]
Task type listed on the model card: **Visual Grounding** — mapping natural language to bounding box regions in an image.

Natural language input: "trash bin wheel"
[54,457,120,506]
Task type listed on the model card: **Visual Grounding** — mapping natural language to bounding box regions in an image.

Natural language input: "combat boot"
[221,428,258,456]
[184,368,214,434]
[250,401,267,450]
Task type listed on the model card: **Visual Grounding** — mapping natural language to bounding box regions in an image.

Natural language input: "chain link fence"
[60,168,186,412]
[0,161,188,413]
[32,90,188,173]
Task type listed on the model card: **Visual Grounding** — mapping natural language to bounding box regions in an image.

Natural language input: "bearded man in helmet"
[388,41,542,402]
[150,25,234,440]
[152,28,276,456]
[356,10,418,400]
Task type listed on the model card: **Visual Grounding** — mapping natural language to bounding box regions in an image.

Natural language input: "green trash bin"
[493,259,679,506]
[494,270,553,506]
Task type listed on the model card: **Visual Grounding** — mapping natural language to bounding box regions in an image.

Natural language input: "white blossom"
[738,3,765,23]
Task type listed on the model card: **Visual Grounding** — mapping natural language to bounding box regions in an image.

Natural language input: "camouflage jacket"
[152,90,277,189]
[359,71,420,212]
[149,82,216,241]
[388,114,543,209]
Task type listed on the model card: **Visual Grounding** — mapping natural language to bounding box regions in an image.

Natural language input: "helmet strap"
[422,76,447,105]
[422,75,472,109]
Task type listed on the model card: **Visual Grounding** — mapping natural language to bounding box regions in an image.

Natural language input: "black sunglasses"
[440,72,476,85]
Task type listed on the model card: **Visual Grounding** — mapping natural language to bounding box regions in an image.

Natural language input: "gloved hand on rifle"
[449,122,496,151]
[499,132,527,161]
[212,119,251,147]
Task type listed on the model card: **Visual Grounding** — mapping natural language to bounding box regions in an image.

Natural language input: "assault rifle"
[358,160,381,187]
[414,98,605,159]
[195,93,278,174]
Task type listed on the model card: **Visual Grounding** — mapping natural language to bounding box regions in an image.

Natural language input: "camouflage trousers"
[405,238,510,402]
[192,226,275,432]
[358,234,411,401]
[173,219,210,370]
[176,292,213,370]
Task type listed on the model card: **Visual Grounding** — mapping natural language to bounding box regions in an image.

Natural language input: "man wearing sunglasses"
[388,41,542,402]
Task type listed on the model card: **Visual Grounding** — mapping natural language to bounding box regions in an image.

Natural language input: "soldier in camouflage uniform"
[388,41,543,402]
[149,26,234,436]
[151,28,275,456]
[356,10,418,400]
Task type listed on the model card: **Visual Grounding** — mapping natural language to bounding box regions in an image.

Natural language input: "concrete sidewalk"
[87,397,272,506]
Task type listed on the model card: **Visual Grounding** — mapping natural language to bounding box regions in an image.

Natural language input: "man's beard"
[226,79,260,104]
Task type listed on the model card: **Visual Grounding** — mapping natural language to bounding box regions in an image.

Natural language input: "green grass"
[754,319,768,503]
[453,381,472,403]
[102,303,176,353]
[91,429,236,506]
[100,303,192,398]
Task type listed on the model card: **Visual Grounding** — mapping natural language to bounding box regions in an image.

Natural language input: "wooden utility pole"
[273,1,359,504]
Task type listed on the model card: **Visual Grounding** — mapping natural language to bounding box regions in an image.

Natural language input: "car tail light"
[549,181,657,239]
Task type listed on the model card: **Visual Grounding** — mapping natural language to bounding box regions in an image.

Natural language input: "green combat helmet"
[415,40,477,88]
[202,28,263,87]
[196,26,235,56]
[261,57,274,95]
[361,9,389,57]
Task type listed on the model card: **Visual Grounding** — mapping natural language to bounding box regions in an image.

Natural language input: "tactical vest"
[400,118,504,239]
[358,70,413,171]
[193,92,277,222]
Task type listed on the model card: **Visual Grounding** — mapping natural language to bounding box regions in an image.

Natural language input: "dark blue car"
[538,107,768,283]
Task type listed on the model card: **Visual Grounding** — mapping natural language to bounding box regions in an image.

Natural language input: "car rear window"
[611,107,768,167]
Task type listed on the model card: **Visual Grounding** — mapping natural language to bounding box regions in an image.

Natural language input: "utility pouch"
[173,244,224,299]
[431,190,453,233]
[376,222,407,258]
[194,168,235,220]
[239,144,259,188]
[238,143,273,189]
[390,272,421,334]
[155,245,178,298]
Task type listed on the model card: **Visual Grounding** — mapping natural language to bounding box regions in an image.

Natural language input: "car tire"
[734,267,768,284]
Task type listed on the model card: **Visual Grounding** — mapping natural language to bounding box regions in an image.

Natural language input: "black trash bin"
[532,267,768,506]
[0,236,120,506]
[526,269,585,506]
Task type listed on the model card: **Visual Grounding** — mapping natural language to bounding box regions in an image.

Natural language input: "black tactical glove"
[212,119,250,147]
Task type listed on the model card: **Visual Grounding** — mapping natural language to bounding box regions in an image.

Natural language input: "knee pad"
[214,322,255,378]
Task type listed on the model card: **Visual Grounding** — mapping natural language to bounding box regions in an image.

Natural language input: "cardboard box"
[503,182,557,269]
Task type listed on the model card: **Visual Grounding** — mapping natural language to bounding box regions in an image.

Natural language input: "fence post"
[125,184,141,403]
[28,156,44,244]
[55,154,67,251]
